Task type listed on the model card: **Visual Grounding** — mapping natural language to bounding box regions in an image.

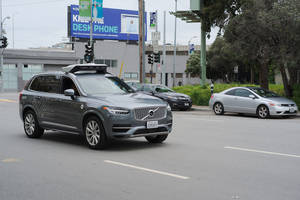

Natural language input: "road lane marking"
[0,99,17,103]
[225,146,300,158]
[2,158,20,163]
[104,160,190,180]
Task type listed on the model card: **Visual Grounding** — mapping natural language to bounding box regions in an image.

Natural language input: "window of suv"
[30,75,60,93]
[76,74,133,95]
[62,77,80,96]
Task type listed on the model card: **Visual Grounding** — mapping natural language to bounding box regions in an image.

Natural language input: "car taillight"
[19,93,22,101]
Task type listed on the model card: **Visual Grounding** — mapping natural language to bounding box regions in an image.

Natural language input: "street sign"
[79,0,103,22]
[234,66,239,74]
[150,12,157,29]
[189,43,195,55]
[92,0,103,22]
[79,0,91,20]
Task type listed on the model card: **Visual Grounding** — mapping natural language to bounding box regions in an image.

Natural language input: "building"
[0,42,203,92]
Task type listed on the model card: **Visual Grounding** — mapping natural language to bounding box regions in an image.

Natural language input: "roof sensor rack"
[62,64,107,74]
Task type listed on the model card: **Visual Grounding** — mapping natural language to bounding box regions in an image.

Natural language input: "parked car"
[125,80,142,91]
[209,86,298,118]
[137,84,192,111]
[19,64,173,149]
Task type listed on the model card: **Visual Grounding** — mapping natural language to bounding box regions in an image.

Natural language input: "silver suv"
[19,64,173,149]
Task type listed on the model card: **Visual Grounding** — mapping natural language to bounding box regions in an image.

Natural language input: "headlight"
[103,106,130,115]
[167,104,172,111]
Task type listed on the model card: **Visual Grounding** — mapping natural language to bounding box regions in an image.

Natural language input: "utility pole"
[138,0,145,83]
[172,0,177,87]
[162,11,166,86]
[200,0,206,86]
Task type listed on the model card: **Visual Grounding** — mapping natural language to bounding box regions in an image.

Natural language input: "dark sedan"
[136,84,192,111]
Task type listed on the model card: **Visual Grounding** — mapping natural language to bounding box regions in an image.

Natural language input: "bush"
[173,84,300,108]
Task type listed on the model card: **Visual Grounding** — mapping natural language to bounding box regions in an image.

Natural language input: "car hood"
[264,97,296,105]
[159,92,190,98]
[91,93,167,109]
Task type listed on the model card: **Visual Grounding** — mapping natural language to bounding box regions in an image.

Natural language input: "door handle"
[35,96,41,100]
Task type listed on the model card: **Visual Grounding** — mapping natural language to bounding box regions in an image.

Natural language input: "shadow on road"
[38,131,167,151]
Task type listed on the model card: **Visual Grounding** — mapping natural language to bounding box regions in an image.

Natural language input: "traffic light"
[84,41,94,63]
[148,54,153,64]
[154,53,160,63]
[0,36,8,48]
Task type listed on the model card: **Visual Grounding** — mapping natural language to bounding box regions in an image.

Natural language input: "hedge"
[173,84,300,108]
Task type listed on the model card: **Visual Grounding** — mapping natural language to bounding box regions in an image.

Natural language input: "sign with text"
[70,5,147,41]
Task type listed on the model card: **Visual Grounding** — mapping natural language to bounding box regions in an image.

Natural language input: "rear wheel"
[257,105,270,119]
[213,102,224,115]
[84,116,109,149]
[145,134,168,143]
[23,110,44,138]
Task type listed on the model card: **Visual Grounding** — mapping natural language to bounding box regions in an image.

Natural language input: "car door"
[222,89,238,112]
[234,89,259,114]
[53,76,84,131]
[38,75,63,127]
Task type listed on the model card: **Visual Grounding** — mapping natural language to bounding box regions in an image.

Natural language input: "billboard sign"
[70,5,147,41]
[150,12,157,29]
[79,0,103,22]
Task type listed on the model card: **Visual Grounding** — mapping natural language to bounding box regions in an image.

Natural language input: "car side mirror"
[64,89,75,99]
[249,94,256,99]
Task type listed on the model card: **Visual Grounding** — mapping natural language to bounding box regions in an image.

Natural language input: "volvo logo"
[141,107,160,120]
[148,110,154,117]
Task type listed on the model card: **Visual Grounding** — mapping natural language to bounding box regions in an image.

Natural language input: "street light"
[172,0,178,87]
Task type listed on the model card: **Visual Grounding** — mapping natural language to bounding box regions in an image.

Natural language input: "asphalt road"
[1,93,300,200]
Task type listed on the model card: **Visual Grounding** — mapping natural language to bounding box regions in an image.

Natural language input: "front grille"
[281,104,295,107]
[134,106,166,121]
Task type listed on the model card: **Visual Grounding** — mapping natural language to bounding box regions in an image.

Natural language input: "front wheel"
[23,110,44,138]
[145,134,168,143]
[213,103,224,115]
[84,117,109,149]
[257,105,270,119]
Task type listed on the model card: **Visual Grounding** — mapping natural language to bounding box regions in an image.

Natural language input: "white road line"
[104,160,190,180]
[225,146,300,158]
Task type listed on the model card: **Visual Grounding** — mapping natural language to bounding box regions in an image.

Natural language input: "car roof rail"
[62,64,107,74]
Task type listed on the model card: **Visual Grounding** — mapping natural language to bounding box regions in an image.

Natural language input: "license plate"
[289,108,295,112]
[147,121,158,129]
[184,103,189,106]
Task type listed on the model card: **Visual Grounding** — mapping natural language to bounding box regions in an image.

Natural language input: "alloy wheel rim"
[86,121,101,146]
[215,104,222,114]
[259,107,267,118]
[25,114,35,135]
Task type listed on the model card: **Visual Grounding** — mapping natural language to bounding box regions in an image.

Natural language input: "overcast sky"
[2,0,218,49]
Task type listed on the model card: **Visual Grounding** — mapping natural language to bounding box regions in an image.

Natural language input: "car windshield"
[249,88,280,98]
[76,74,133,95]
[154,85,174,93]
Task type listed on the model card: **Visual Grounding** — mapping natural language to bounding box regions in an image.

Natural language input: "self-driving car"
[19,64,173,149]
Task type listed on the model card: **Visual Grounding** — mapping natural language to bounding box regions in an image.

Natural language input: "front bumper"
[269,106,298,116]
[168,99,192,109]
[103,110,173,139]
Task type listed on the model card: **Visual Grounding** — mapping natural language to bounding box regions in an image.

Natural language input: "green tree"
[186,53,201,77]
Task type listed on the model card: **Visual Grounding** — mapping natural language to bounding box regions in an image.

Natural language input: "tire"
[257,105,270,119]
[145,134,168,144]
[84,116,109,149]
[213,102,224,115]
[23,110,44,138]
